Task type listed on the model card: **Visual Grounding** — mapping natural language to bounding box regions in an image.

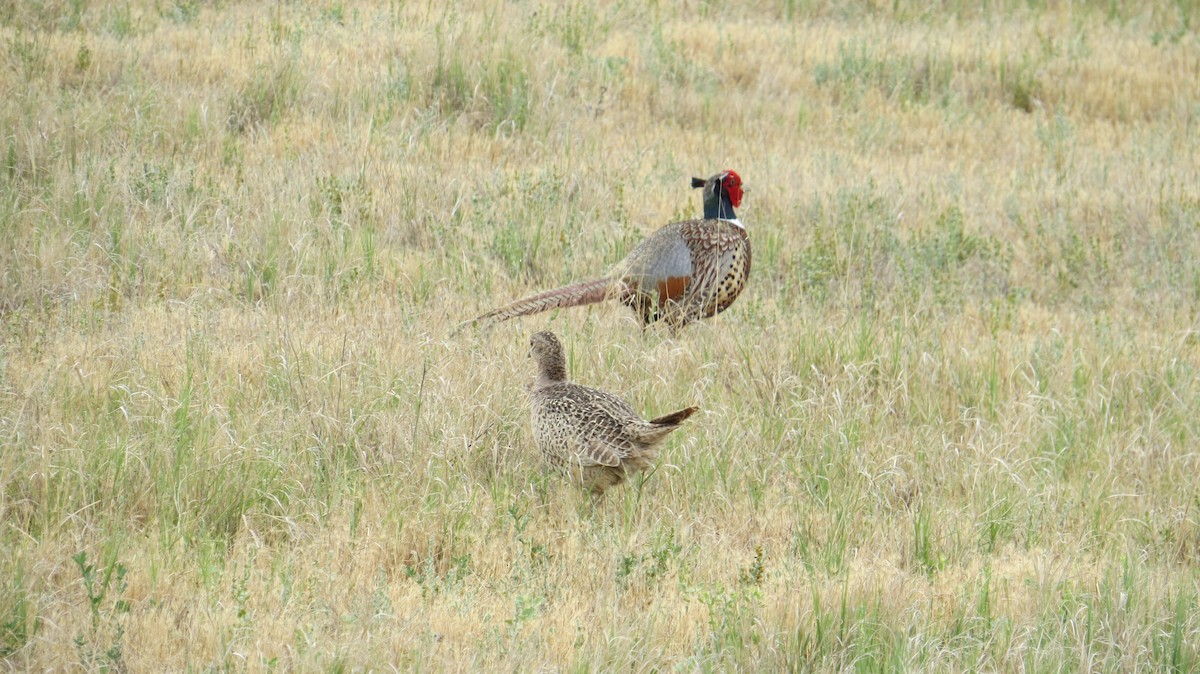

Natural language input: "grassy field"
[2,0,1200,670]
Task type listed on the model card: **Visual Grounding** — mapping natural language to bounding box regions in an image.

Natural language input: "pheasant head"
[691,170,743,222]
[529,330,567,387]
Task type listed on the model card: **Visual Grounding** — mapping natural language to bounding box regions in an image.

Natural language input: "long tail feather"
[462,278,613,330]
[649,406,699,427]
[634,405,698,444]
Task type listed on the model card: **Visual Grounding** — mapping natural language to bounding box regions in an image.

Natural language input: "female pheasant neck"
[533,347,568,389]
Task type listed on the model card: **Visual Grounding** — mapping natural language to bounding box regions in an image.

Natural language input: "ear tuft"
[690,177,706,189]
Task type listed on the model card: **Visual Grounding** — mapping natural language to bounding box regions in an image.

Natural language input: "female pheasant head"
[529,330,567,387]
[691,170,743,222]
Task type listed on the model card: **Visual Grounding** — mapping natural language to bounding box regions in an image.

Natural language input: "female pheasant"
[468,170,750,330]
[528,331,697,495]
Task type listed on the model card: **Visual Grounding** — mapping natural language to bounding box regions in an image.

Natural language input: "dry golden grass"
[2,0,1200,670]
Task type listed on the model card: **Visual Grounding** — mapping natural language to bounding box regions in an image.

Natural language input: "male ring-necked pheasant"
[528,331,697,495]
[469,170,750,330]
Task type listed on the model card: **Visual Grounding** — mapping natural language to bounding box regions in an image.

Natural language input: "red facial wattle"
[723,170,743,207]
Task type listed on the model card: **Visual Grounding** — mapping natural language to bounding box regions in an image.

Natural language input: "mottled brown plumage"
[528,331,697,495]
[466,171,751,331]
